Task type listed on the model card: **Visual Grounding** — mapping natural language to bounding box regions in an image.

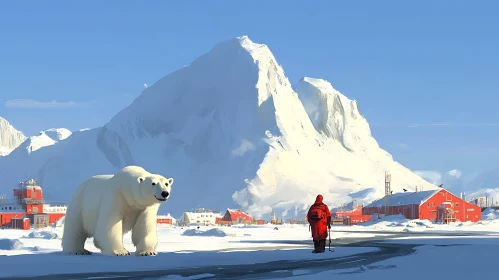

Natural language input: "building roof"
[19,179,41,189]
[364,189,441,208]
[226,209,252,220]
[157,213,176,223]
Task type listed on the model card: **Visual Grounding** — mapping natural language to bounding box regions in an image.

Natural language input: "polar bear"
[61,166,174,256]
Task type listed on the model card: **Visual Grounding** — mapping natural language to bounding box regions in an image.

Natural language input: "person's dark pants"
[313,239,326,253]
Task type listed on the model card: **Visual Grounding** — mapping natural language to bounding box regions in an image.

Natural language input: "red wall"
[11,218,30,230]
[362,189,481,223]
[157,218,173,224]
[422,189,481,222]
[25,204,43,214]
[344,215,372,225]
[0,213,66,228]
[223,210,252,222]
[335,206,363,218]
[0,213,26,227]
[363,204,420,219]
[13,188,43,201]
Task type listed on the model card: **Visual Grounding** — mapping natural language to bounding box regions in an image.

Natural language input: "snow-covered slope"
[10,128,72,155]
[467,168,499,190]
[0,128,115,202]
[459,168,499,205]
[0,117,26,156]
[0,36,437,218]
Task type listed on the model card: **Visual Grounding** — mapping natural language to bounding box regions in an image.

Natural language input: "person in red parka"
[307,194,332,253]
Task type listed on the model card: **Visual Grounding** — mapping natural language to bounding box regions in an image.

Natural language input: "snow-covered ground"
[337,209,499,233]
[2,210,499,278]
[0,224,375,278]
[277,236,499,279]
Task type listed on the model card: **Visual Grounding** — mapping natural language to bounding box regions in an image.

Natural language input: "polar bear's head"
[135,174,174,205]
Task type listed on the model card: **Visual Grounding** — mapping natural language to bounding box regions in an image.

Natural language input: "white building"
[181,208,222,226]
[43,203,67,213]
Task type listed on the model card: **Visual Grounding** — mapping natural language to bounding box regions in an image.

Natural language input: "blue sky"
[0,0,497,175]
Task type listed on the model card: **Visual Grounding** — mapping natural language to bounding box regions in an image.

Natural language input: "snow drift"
[25,231,59,240]
[0,239,24,250]
[0,36,437,219]
[482,208,499,220]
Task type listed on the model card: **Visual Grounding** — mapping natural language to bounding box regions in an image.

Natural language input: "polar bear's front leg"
[132,205,160,256]
[93,201,130,256]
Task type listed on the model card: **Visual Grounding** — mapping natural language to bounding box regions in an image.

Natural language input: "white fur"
[62,166,174,256]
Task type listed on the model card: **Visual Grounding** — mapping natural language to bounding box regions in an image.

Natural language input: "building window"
[201,215,204,217]
[427,203,430,208]
[432,202,435,207]
[456,203,459,207]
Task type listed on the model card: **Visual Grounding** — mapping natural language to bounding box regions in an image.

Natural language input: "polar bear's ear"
[138,177,144,183]
[167,178,174,185]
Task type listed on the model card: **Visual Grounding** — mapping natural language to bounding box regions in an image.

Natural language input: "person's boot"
[312,240,319,253]
[319,239,326,253]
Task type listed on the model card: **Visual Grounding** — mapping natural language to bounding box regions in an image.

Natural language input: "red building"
[254,219,265,225]
[333,206,372,225]
[362,188,481,223]
[0,179,67,229]
[222,209,253,224]
[157,214,176,225]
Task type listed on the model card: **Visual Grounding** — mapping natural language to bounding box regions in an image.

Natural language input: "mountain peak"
[236,35,267,53]
[42,128,72,142]
[294,77,368,149]
[7,128,73,155]
[211,35,276,71]
[0,116,26,156]
[298,77,354,105]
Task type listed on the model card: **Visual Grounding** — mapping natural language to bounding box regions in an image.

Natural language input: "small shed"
[11,217,30,230]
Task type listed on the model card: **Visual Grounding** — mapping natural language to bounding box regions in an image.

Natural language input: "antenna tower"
[384,171,391,214]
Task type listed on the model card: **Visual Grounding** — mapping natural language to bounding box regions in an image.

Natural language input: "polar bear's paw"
[102,248,130,256]
[136,250,158,256]
[71,249,93,255]
[113,248,131,256]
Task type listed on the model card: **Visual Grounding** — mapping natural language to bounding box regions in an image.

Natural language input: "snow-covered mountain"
[10,128,73,155]
[467,168,499,190]
[0,117,26,156]
[0,36,438,218]
[461,168,499,205]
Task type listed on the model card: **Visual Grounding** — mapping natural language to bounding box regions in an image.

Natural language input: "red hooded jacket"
[307,195,332,240]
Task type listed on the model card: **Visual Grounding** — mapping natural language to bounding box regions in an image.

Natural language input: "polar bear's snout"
[161,191,169,198]
[154,187,171,202]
